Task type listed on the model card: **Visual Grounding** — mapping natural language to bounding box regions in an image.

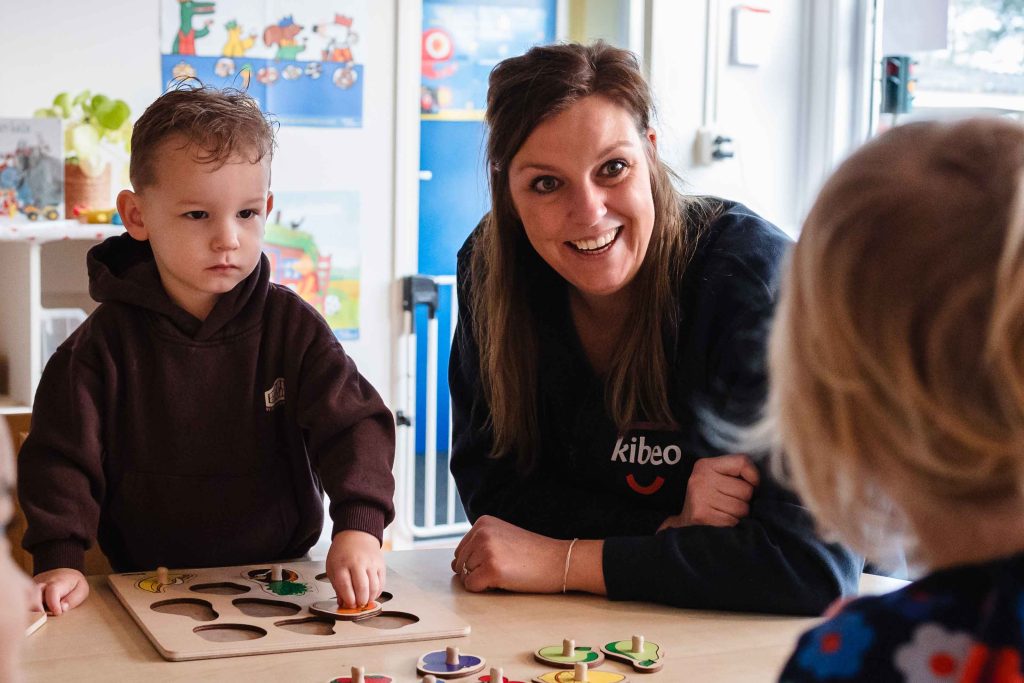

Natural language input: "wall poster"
[160,0,367,127]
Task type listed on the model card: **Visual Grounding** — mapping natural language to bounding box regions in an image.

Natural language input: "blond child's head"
[768,117,1024,567]
[116,86,277,322]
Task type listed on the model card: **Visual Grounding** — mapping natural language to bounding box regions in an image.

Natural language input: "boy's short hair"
[129,85,277,191]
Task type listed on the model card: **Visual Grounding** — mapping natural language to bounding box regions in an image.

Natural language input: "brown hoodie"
[18,234,395,574]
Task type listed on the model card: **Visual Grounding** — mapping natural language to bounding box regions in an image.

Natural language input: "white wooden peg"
[446,646,460,665]
[271,564,283,582]
[351,666,364,683]
[632,635,644,653]
[574,661,589,682]
[490,666,503,682]
[562,638,575,656]
[156,566,168,585]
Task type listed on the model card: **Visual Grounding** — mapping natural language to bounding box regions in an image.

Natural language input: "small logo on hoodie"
[264,378,286,411]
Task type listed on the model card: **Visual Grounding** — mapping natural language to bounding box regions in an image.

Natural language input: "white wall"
[0,0,398,404]
[648,0,811,235]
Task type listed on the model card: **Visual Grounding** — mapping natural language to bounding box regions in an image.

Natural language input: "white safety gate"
[392,275,471,549]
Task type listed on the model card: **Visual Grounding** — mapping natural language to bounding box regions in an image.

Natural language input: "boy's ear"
[265,191,274,217]
[117,190,149,242]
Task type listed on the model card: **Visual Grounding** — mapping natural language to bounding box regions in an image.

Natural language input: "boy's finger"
[65,578,90,609]
[333,568,356,609]
[367,570,380,604]
[377,567,387,597]
[350,568,369,608]
[28,583,45,613]
[43,582,64,615]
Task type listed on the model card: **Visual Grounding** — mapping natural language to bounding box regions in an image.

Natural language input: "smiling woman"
[447,41,860,614]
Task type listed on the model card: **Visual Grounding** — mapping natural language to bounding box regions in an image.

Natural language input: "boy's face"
[118,136,273,321]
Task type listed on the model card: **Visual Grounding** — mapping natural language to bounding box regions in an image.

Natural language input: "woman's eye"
[184,211,208,220]
[602,159,628,177]
[238,209,258,219]
[531,176,560,194]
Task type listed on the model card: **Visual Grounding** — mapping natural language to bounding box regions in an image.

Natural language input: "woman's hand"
[451,515,571,593]
[659,453,760,530]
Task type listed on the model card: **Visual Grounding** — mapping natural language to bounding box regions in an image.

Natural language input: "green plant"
[34,91,132,177]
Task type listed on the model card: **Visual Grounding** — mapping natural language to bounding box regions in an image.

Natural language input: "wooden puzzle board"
[107,560,470,661]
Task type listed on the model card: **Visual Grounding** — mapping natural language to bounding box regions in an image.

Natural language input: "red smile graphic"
[626,473,665,495]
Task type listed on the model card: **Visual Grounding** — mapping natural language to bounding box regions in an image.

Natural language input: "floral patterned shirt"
[780,551,1024,682]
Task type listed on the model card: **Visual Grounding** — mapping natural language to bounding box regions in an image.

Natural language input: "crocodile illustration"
[172,0,216,55]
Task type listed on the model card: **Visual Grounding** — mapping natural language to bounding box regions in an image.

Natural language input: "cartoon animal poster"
[159,0,367,127]
[0,118,63,222]
[263,191,361,340]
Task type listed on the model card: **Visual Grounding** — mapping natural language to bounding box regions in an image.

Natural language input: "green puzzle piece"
[605,639,660,667]
[537,645,601,664]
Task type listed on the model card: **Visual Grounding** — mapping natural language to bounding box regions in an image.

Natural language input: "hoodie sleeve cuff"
[31,539,86,576]
[329,503,387,546]
[603,535,667,602]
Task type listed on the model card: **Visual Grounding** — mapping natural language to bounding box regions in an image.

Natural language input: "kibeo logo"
[610,436,682,465]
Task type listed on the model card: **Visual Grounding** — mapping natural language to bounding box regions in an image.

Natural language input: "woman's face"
[508,95,656,303]
[0,425,30,677]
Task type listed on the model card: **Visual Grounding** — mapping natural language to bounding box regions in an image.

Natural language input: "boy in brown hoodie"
[18,86,395,615]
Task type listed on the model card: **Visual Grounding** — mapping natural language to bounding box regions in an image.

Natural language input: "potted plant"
[34,91,132,217]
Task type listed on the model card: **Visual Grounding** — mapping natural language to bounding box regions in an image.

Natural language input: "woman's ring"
[461,565,470,576]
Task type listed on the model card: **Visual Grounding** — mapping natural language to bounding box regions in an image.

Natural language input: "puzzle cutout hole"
[193,624,267,642]
[151,598,218,622]
[274,617,337,636]
[190,582,251,596]
[233,598,302,618]
[354,611,419,630]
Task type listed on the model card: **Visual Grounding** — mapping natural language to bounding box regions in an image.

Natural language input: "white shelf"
[0,227,121,407]
[0,219,124,244]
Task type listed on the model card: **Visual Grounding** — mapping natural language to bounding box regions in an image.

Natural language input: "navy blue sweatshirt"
[449,200,860,615]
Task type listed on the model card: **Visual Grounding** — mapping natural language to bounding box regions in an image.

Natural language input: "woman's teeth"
[570,226,620,252]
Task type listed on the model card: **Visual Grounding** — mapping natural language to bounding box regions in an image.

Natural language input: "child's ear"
[117,190,148,241]
[265,191,274,217]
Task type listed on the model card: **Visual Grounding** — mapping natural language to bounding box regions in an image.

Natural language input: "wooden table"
[20,548,905,682]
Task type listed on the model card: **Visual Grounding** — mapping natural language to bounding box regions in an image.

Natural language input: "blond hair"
[766,118,1024,559]
[474,41,713,470]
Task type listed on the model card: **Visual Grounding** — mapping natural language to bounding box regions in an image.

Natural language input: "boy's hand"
[659,453,760,531]
[32,568,89,615]
[326,530,385,609]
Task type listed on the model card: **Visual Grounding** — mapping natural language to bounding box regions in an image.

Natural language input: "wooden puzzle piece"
[532,664,628,683]
[309,599,383,621]
[416,645,486,678]
[327,665,392,682]
[25,610,46,637]
[246,566,312,596]
[600,635,663,673]
[535,638,605,668]
[478,666,526,683]
[136,570,195,593]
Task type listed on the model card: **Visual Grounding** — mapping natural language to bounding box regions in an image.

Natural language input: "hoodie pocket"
[109,466,301,570]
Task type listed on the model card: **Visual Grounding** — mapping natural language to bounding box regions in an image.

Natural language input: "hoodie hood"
[87,233,269,341]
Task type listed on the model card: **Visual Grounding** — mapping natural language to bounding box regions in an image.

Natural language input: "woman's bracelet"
[562,538,579,594]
